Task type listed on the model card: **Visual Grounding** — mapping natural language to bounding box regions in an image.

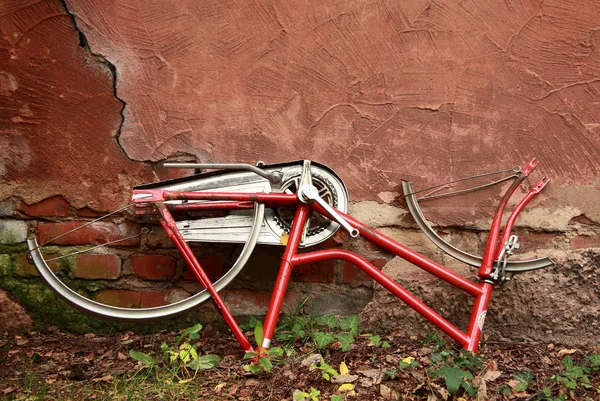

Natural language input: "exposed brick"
[342,257,387,284]
[183,255,224,281]
[570,234,600,249]
[18,196,70,217]
[517,231,560,252]
[318,230,347,248]
[221,289,302,315]
[74,254,121,280]
[37,221,140,246]
[569,214,596,225]
[16,253,59,277]
[291,259,336,283]
[95,288,191,308]
[143,226,176,249]
[131,254,176,280]
[0,220,28,244]
[77,207,107,218]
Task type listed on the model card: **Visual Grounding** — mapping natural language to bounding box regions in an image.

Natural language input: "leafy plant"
[129,323,220,375]
[513,370,533,392]
[243,322,286,374]
[553,356,593,391]
[295,387,321,401]
[311,357,339,381]
[276,312,359,351]
[427,346,482,397]
[367,334,391,349]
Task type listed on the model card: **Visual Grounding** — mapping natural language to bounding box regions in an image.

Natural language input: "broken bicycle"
[27,158,552,353]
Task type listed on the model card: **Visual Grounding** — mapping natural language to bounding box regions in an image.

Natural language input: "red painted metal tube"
[495,177,550,258]
[465,282,494,352]
[479,158,539,277]
[292,249,471,347]
[155,203,253,353]
[260,205,311,351]
[311,204,482,297]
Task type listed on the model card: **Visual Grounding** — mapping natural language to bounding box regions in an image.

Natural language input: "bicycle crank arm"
[299,184,360,238]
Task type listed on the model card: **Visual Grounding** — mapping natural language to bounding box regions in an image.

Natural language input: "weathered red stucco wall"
[1,0,599,343]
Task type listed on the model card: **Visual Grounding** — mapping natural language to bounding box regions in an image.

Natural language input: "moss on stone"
[0,250,211,334]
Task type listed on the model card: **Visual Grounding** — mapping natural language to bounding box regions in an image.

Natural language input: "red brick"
[342,257,387,284]
[570,234,600,249]
[291,259,336,283]
[74,254,121,279]
[95,288,191,308]
[183,255,224,281]
[131,254,176,280]
[517,231,560,252]
[221,289,302,315]
[16,253,59,277]
[37,221,141,246]
[18,196,71,217]
[77,207,107,218]
[569,215,595,225]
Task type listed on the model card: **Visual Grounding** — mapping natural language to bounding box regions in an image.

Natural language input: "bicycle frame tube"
[134,164,544,354]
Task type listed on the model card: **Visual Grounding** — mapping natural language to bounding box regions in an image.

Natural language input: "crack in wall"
[58,0,132,162]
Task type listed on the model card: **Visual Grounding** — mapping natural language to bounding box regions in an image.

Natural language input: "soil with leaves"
[1,317,599,401]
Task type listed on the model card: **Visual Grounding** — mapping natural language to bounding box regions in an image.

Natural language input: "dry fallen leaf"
[340,361,349,375]
[214,382,226,393]
[380,384,398,399]
[557,348,577,357]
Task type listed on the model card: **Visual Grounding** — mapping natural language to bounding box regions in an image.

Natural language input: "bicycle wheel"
[27,195,265,321]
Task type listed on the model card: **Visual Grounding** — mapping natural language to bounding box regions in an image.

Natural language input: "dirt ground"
[1,325,599,401]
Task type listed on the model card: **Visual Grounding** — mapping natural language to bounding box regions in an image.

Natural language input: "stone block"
[16,253,59,277]
[221,289,301,316]
[0,219,28,244]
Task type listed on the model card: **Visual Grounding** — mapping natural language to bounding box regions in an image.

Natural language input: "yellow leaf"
[280,232,289,245]
[457,398,467,401]
[340,361,349,375]
[214,383,226,393]
[402,356,414,364]
[338,383,354,392]
[178,378,193,384]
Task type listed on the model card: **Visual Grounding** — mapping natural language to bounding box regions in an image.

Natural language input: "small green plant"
[368,334,390,348]
[243,322,286,374]
[512,370,533,392]
[428,346,483,397]
[311,357,340,381]
[384,368,397,380]
[129,323,220,375]
[295,387,321,401]
[398,356,421,370]
[276,312,359,351]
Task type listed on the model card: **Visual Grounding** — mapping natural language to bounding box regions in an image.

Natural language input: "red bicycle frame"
[133,159,547,354]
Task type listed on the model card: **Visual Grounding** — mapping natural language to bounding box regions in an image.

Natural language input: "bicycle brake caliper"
[492,234,520,282]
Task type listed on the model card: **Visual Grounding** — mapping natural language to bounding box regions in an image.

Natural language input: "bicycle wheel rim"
[26,203,265,321]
